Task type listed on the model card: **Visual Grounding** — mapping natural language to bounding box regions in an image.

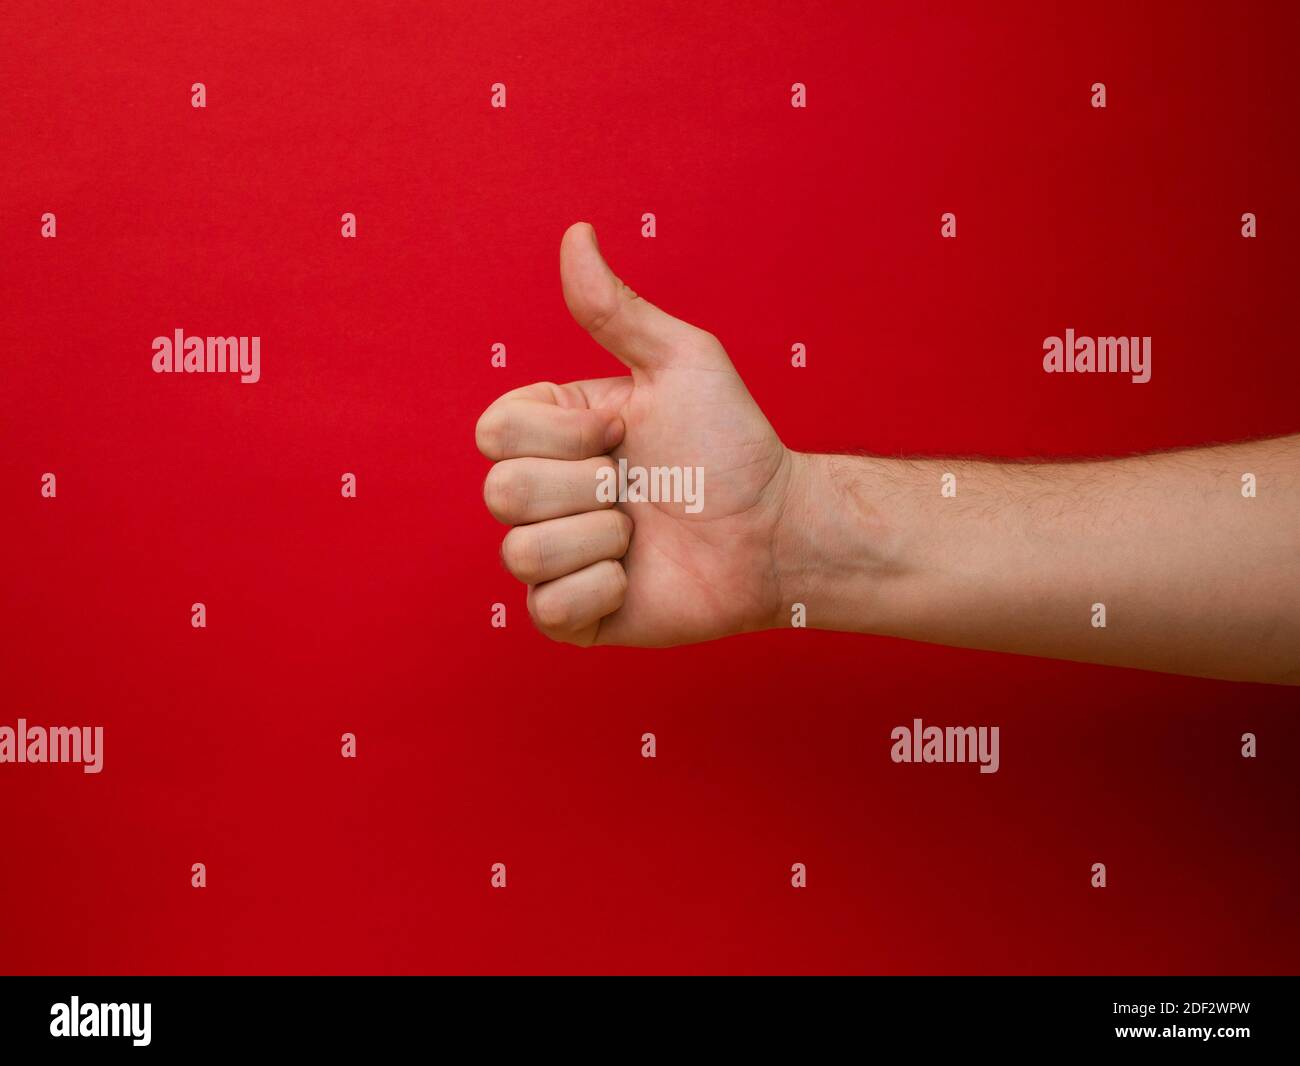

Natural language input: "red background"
[2,0,1297,974]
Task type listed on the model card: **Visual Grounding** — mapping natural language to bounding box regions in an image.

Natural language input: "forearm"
[777,437,1300,685]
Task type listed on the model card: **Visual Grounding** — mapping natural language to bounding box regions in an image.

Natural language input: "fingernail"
[604,417,624,450]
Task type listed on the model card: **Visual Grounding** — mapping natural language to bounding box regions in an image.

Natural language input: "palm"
[592,357,792,646]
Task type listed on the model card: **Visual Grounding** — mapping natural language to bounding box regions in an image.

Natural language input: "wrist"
[771,451,909,635]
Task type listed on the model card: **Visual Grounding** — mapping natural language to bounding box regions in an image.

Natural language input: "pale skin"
[476,223,1300,686]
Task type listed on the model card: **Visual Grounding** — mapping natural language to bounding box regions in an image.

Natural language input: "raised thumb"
[560,221,722,373]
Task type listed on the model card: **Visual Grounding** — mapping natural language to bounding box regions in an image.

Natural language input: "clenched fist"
[475,222,802,647]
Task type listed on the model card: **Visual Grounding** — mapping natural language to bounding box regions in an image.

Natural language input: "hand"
[475,222,801,647]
